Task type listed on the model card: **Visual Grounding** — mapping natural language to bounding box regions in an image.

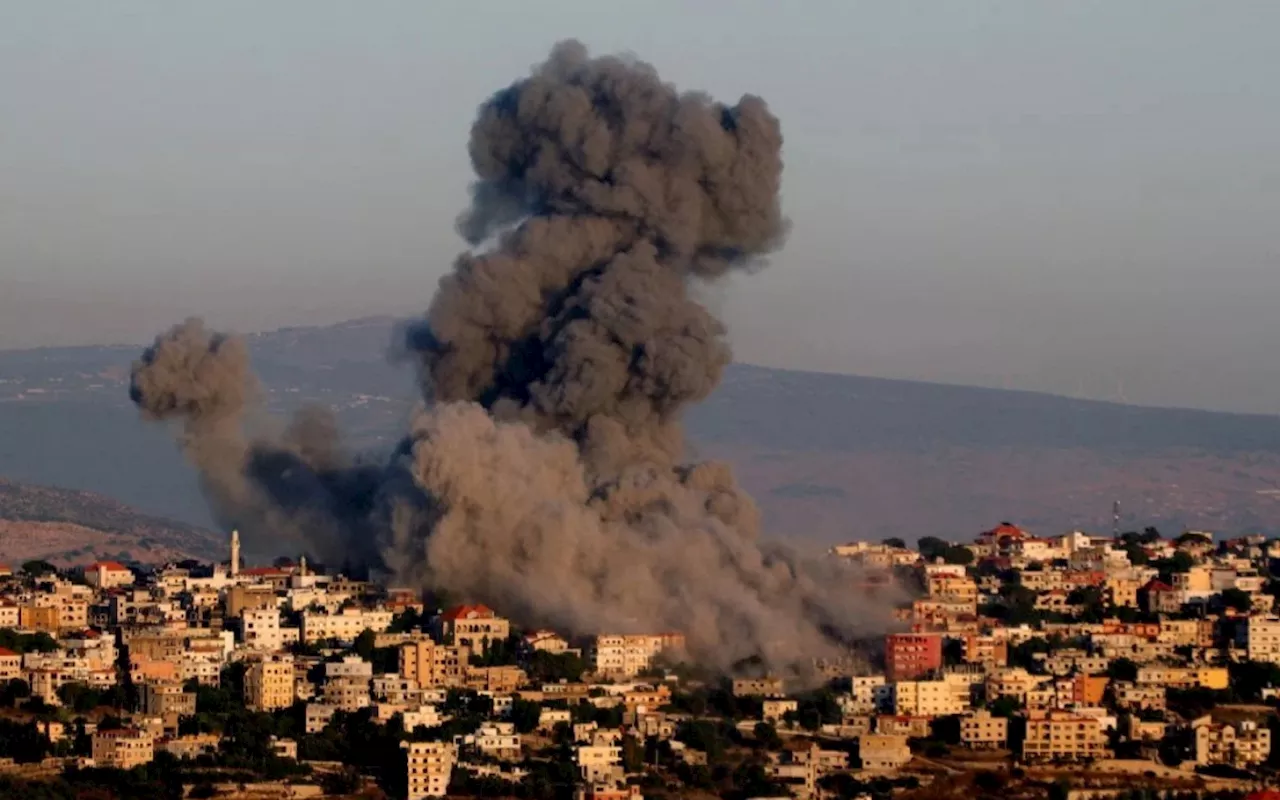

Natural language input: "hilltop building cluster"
[4,522,1280,798]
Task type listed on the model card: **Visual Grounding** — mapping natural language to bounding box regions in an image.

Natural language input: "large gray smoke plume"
[131,42,887,675]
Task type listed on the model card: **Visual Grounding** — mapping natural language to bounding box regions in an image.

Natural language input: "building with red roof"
[84,560,134,590]
[434,604,510,651]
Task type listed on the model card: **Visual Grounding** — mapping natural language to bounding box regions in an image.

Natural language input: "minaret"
[230,530,241,577]
[299,554,308,577]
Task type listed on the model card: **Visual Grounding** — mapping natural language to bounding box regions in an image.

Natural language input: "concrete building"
[301,607,394,644]
[92,728,154,769]
[858,734,912,772]
[961,634,1008,667]
[244,653,295,712]
[1247,616,1280,665]
[140,681,196,719]
[400,638,465,689]
[323,655,373,712]
[591,634,685,679]
[732,677,785,697]
[576,744,623,782]
[476,721,521,761]
[885,633,942,681]
[1194,718,1272,769]
[241,607,285,652]
[961,709,1009,749]
[1022,711,1107,763]
[0,647,20,680]
[404,740,456,799]
[84,561,135,589]
[435,604,511,651]
[892,675,972,717]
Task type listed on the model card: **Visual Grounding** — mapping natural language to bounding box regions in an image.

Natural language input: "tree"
[1221,588,1253,613]
[21,560,56,577]
[1107,658,1139,683]
[882,538,906,549]
[918,537,949,562]
[753,722,782,750]
[1122,542,1150,566]
[987,695,1022,718]
[509,697,542,734]
[0,679,31,707]
[353,628,377,661]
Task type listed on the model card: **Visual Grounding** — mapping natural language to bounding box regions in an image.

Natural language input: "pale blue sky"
[2,1,1279,412]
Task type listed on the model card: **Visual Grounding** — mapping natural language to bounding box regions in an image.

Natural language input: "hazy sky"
[2,2,1279,413]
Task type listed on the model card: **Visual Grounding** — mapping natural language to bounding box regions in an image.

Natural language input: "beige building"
[301,607,394,644]
[1105,577,1142,608]
[763,699,798,724]
[1112,682,1166,712]
[1194,718,1271,769]
[892,676,972,717]
[733,677,785,697]
[140,681,196,719]
[465,665,527,694]
[324,656,373,712]
[92,728,154,769]
[435,604,511,651]
[576,744,623,782]
[859,733,912,772]
[400,638,465,688]
[245,653,295,711]
[404,740,456,799]
[928,574,978,603]
[1248,617,1280,665]
[1022,711,1107,763]
[84,561,135,589]
[961,709,1008,749]
[0,647,20,680]
[591,633,685,678]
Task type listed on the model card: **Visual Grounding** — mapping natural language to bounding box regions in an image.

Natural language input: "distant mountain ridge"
[2,317,1279,547]
[0,478,222,566]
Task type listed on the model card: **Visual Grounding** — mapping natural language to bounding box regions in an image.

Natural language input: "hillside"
[0,479,222,567]
[2,317,1280,548]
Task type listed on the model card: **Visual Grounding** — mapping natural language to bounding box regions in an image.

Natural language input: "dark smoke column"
[132,42,888,676]
[407,39,788,475]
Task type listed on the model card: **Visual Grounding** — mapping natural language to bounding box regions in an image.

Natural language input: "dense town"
[4,525,1280,800]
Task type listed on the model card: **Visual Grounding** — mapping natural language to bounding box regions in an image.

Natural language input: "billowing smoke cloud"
[131,42,890,675]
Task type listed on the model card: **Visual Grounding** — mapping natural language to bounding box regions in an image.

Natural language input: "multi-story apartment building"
[1112,682,1166,712]
[591,634,685,679]
[732,677,786,698]
[1022,711,1107,763]
[301,607,394,644]
[576,744,623,782]
[476,722,521,761]
[885,633,942,681]
[400,638,465,689]
[241,608,285,652]
[140,681,197,719]
[244,653,295,711]
[323,655,373,712]
[849,676,893,714]
[403,740,456,799]
[1194,719,1272,769]
[92,728,154,769]
[858,734,912,772]
[1135,666,1228,690]
[1247,616,1280,665]
[961,634,1008,668]
[960,709,1008,749]
[892,675,972,717]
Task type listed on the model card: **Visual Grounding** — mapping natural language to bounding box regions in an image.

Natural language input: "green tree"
[881,538,906,549]
[1107,657,1139,683]
[917,537,949,562]
[21,560,57,577]
[753,722,782,750]
[987,695,1022,718]
[353,628,377,661]
[509,697,542,734]
[1221,588,1253,613]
